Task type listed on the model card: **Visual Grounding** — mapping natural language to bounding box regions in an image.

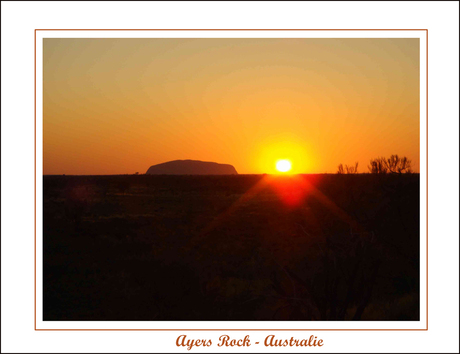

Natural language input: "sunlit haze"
[43,38,420,175]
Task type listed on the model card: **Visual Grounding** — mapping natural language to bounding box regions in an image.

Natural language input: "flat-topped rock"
[146,160,238,175]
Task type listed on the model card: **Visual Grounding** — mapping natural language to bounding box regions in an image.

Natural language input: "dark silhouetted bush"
[337,162,358,174]
[368,155,412,174]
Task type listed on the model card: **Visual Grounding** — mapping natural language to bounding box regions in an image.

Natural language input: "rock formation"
[146,160,238,175]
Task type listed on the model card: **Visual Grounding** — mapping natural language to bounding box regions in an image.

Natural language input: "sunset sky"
[43,38,419,175]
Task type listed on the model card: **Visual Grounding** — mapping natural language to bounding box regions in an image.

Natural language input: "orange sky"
[43,38,419,175]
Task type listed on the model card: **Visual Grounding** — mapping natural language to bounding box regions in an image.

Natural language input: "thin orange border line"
[34,29,428,331]
[33,328,425,331]
[35,29,427,31]
[34,30,37,331]
[426,30,429,331]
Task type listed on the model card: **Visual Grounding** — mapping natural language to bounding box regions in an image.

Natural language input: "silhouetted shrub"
[271,231,382,320]
[337,162,358,174]
[368,155,412,174]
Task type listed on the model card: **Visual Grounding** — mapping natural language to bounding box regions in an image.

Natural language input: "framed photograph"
[2,2,458,353]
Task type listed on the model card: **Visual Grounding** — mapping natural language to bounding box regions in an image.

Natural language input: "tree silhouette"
[368,155,412,174]
[337,164,344,174]
[368,157,387,174]
[337,162,358,174]
[385,155,412,174]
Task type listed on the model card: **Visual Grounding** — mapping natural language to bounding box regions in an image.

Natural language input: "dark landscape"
[43,173,419,321]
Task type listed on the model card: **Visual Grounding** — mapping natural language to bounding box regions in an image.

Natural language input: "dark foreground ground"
[43,174,420,320]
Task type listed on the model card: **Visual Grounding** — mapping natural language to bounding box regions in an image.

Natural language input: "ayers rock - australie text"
[146,160,238,175]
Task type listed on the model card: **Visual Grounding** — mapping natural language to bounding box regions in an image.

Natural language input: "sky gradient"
[43,38,419,175]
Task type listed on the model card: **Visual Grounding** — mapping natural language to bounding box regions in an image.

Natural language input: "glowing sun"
[276,159,292,173]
